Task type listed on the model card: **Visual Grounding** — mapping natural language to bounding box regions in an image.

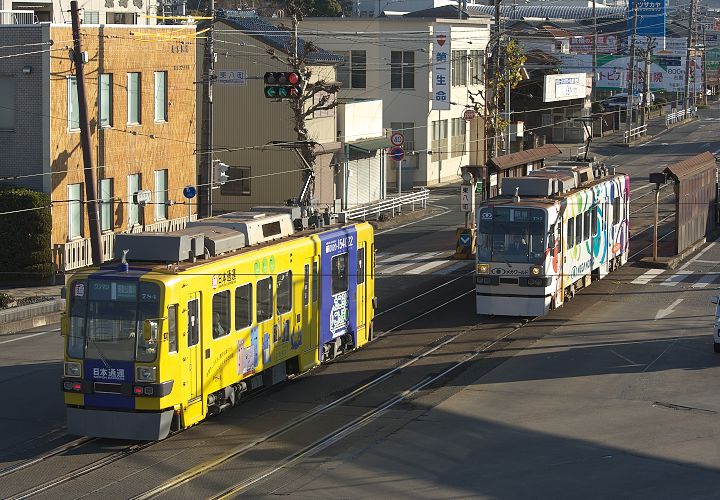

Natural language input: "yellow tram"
[61,210,375,440]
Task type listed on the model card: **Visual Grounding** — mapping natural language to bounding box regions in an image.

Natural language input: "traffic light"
[213,162,229,186]
[263,71,303,99]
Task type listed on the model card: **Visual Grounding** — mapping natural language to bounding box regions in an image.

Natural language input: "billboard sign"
[627,0,666,39]
[543,73,587,102]
[570,35,619,54]
[432,25,451,110]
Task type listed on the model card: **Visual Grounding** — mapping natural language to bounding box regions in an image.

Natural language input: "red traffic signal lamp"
[264,71,303,99]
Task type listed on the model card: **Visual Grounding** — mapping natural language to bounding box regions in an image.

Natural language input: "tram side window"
[567,217,575,248]
[235,284,252,330]
[612,196,620,225]
[68,280,87,359]
[277,271,292,315]
[168,304,178,353]
[357,247,365,285]
[188,299,199,347]
[212,291,230,339]
[257,276,273,323]
[332,253,349,295]
[575,214,582,244]
[583,210,591,241]
[591,207,598,237]
[303,264,310,307]
[312,261,318,302]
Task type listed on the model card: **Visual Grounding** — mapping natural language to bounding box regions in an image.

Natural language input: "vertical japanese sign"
[432,25,451,110]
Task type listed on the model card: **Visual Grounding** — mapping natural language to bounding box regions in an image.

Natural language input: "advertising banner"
[570,35,619,54]
[432,25,451,110]
[627,0,666,39]
[543,73,588,102]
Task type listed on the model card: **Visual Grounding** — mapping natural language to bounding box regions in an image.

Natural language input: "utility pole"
[505,64,510,154]
[702,26,708,106]
[592,0,597,102]
[626,0,638,134]
[70,1,102,266]
[489,0,501,160]
[683,0,697,113]
[200,0,215,217]
[641,37,655,127]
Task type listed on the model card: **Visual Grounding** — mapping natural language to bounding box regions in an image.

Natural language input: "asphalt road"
[2,106,720,498]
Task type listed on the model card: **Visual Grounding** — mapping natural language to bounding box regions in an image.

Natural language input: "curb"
[0,298,65,336]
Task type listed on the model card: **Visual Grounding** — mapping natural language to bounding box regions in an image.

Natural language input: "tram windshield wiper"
[87,335,112,369]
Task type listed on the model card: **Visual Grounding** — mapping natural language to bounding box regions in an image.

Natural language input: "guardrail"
[342,189,430,221]
[0,10,36,24]
[623,124,648,143]
[576,144,587,157]
[665,107,696,128]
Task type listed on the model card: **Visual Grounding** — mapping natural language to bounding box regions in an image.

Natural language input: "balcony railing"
[0,10,37,24]
[53,214,198,272]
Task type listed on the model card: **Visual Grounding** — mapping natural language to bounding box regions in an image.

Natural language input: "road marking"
[631,268,664,285]
[660,270,693,286]
[377,251,447,275]
[655,298,684,320]
[376,252,416,265]
[678,237,719,271]
[406,258,453,275]
[691,274,716,289]
[435,261,473,275]
[0,330,55,345]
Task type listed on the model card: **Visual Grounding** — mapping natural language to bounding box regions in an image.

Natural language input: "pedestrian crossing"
[631,268,720,288]
[375,251,472,276]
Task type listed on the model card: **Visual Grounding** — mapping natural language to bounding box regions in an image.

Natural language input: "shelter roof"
[664,152,717,180]
[488,144,562,171]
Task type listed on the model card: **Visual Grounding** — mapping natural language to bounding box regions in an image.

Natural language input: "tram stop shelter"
[482,144,562,199]
[663,152,718,256]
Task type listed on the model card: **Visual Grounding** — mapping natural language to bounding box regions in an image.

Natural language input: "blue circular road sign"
[183,186,197,199]
[390,146,405,162]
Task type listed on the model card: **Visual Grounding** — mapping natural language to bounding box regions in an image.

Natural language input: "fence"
[665,107,696,128]
[0,10,36,24]
[342,189,429,221]
[623,124,648,144]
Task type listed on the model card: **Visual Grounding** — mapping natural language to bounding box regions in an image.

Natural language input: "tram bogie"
[475,161,630,316]
[61,210,376,440]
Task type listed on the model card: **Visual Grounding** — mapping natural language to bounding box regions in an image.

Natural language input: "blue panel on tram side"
[319,226,358,347]
[84,359,135,409]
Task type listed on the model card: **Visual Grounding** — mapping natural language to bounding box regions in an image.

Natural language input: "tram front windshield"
[478,207,546,264]
[66,279,161,362]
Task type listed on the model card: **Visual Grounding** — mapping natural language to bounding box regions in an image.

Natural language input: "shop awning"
[348,137,389,154]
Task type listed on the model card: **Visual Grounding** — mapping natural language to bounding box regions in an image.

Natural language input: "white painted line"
[660,270,693,286]
[631,268,664,285]
[405,258,452,275]
[691,274,716,289]
[679,237,720,271]
[378,251,447,275]
[376,209,451,235]
[375,252,416,266]
[0,330,52,345]
[655,298,684,320]
[435,261,473,275]
[692,259,719,264]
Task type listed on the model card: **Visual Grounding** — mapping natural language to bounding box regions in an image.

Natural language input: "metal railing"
[53,214,198,272]
[342,189,429,221]
[0,10,37,24]
[576,144,587,157]
[665,107,696,128]
[623,124,648,143]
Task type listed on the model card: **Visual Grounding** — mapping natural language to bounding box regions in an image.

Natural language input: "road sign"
[390,146,405,162]
[183,186,197,199]
[134,189,152,206]
[390,132,405,147]
[217,70,247,85]
[463,108,478,121]
[459,233,471,247]
[460,185,474,212]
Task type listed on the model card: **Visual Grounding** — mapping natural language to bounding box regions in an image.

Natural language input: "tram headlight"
[64,361,82,378]
[136,366,157,383]
[530,266,543,276]
[477,263,490,274]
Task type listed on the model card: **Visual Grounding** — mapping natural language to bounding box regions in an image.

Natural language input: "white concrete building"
[293,12,491,189]
[0,0,158,24]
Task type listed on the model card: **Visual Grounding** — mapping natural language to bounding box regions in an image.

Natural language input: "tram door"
[356,244,367,340]
[185,294,202,403]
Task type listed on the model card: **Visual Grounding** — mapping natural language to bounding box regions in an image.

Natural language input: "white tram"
[475,162,630,316]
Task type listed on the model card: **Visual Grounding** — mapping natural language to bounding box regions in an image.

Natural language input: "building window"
[220,166,250,196]
[337,51,366,89]
[311,90,336,118]
[391,51,415,89]
[68,77,79,131]
[99,73,112,128]
[469,50,484,85]
[154,169,168,221]
[450,118,466,158]
[127,173,141,227]
[0,76,15,130]
[154,71,167,122]
[451,50,467,86]
[68,183,83,240]
[127,72,140,125]
[83,10,99,23]
[212,290,230,339]
[99,178,113,232]
[390,122,415,152]
[431,119,448,161]
[107,12,136,24]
